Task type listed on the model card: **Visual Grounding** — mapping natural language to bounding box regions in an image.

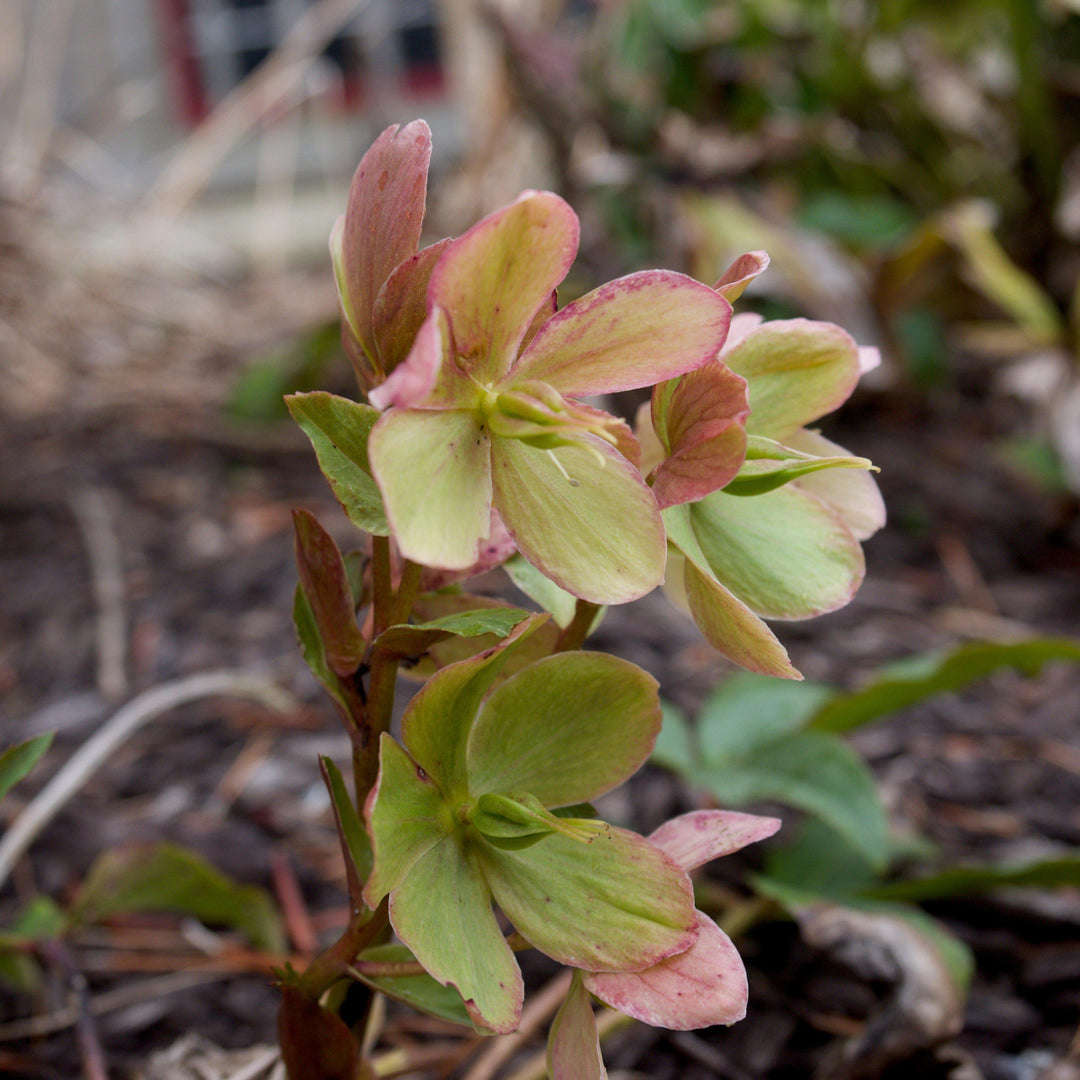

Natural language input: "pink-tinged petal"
[650,363,750,509]
[714,250,770,303]
[372,238,453,375]
[785,429,886,542]
[548,975,607,1080]
[342,121,432,365]
[569,399,641,467]
[418,509,517,591]
[369,307,475,411]
[720,312,764,355]
[584,911,748,1029]
[664,507,801,679]
[722,319,862,438]
[858,346,881,375]
[491,434,666,605]
[513,271,732,397]
[368,408,492,570]
[430,191,579,384]
[649,810,782,871]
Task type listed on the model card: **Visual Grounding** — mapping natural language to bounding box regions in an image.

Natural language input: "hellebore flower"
[366,190,733,604]
[639,264,885,677]
[363,616,698,1034]
[330,119,452,391]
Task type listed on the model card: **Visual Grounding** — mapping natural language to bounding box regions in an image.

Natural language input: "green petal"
[784,428,886,541]
[341,121,431,365]
[491,435,666,605]
[389,835,523,1035]
[467,652,660,807]
[663,507,799,679]
[400,614,549,799]
[430,192,578,385]
[368,408,492,570]
[363,735,447,906]
[689,487,865,620]
[372,238,453,375]
[722,319,861,438]
[479,825,696,972]
[512,271,731,397]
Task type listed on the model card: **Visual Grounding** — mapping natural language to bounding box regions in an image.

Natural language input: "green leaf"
[762,818,882,901]
[70,843,285,952]
[351,943,473,1027]
[696,674,833,764]
[0,733,53,804]
[867,853,1080,903]
[319,756,372,902]
[809,638,1080,734]
[652,702,696,773]
[0,897,65,993]
[293,510,365,678]
[690,731,889,870]
[293,583,350,715]
[467,652,661,808]
[373,607,531,660]
[285,392,389,535]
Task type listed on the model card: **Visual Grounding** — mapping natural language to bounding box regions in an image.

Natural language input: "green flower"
[363,616,697,1034]
[640,308,885,677]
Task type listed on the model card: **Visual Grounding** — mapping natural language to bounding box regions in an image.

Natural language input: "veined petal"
[372,238,453,376]
[467,652,661,807]
[784,429,886,541]
[369,408,492,570]
[513,271,732,397]
[664,507,800,679]
[363,735,447,906]
[430,191,579,384]
[479,825,697,972]
[722,319,861,438]
[650,362,750,509]
[389,835,523,1035]
[342,121,432,365]
[649,810,782,871]
[491,435,666,605]
[689,486,865,620]
[583,911,748,1029]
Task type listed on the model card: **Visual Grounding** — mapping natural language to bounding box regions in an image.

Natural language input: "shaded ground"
[2,204,1080,1080]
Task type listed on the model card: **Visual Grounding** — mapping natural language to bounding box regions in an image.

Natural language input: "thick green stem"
[553,599,600,653]
[370,535,394,637]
